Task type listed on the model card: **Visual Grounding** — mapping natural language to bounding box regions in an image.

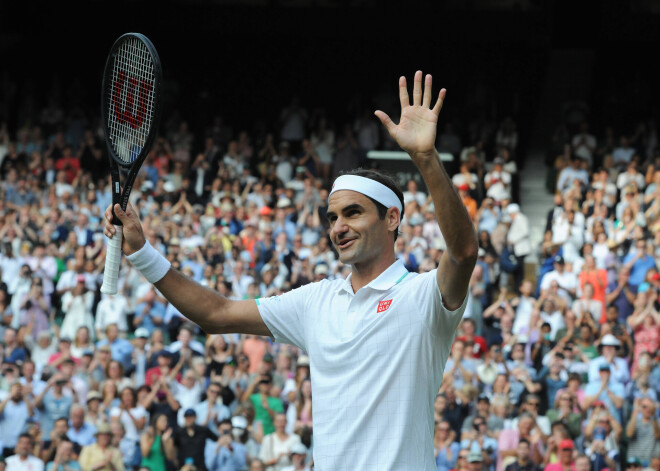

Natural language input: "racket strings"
[106,37,156,163]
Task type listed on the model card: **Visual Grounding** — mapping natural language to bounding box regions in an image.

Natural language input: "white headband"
[329,175,402,217]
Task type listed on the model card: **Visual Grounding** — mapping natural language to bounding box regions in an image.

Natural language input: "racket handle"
[101,225,123,295]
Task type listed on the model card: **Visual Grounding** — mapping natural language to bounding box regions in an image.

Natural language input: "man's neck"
[350,253,397,293]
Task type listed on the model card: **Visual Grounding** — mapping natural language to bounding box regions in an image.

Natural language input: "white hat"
[314,264,329,276]
[408,213,424,226]
[163,181,176,192]
[506,203,520,215]
[600,334,620,347]
[290,443,308,455]
[134,327,149,339]
[431,238,446,251]
[231,415,248,430]
[297,355,310,367]
[276,198,292,209]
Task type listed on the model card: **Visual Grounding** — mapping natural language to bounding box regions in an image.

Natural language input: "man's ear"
[386,207,401,233]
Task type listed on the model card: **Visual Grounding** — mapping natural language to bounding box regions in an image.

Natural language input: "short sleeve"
[257,283,315,351]
[412,270,468,338]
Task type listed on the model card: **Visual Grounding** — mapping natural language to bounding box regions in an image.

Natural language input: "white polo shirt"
[257,259,467,471]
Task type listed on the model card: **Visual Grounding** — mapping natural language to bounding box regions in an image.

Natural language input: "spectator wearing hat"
[78,423,124,471]
[539,255,578,303]
[173,408,218,471]
[130,327,150,388]
[84,391,105,429]
[280,441,310,471]
[543,439,575,471]
[583,362,625,423]
[587,333,629,384]
[626,457,645,471]
[204,418,247,471]
[626,398,660,466]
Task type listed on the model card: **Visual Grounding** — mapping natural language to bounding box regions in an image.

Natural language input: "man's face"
[512,344,525,361]
[560,448,573,464]
[435,394,446,411]
[54,419,68,436]
[16,436,32,457]
[10,383,23,401]
[258,376,272,394]
[71,408,84,428]
[58,441,73,460]
[327,190,396,266]
[517,441,530,461]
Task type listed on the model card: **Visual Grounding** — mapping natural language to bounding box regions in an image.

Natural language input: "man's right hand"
[104,202,146,256]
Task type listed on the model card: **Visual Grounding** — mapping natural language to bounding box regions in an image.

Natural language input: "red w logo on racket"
[113,70,152,129]
[377,299,393,313]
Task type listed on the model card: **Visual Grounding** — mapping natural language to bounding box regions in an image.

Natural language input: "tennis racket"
[100,33,163,295]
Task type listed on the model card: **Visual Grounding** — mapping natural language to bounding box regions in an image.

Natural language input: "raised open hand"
[374,70,446,161]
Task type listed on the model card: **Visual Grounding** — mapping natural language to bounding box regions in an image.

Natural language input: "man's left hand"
[374,70,445,162]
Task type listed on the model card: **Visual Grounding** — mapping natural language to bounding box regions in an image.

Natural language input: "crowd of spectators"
[0,84,659,471]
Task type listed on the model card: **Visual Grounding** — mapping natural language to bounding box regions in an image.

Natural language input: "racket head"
[101,32,162,175]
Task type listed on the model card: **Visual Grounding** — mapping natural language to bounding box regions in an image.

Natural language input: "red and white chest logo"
[377,299,393,313]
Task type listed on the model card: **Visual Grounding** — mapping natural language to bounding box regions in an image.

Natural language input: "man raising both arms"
[104,70,478,470]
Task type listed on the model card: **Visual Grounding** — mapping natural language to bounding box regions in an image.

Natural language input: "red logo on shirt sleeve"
[377,299,393,313]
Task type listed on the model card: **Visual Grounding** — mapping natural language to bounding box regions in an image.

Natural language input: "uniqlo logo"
[377,299,393,313]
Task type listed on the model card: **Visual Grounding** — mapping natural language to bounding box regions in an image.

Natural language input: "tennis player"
[105,70,478,470]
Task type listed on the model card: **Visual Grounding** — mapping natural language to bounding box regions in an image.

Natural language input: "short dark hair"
[341,168,405,242]
[518,438,530,447]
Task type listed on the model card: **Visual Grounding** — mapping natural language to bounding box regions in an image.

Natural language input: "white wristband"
[125,240,171,284]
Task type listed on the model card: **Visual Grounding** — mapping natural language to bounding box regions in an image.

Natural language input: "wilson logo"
[377,299,393,313]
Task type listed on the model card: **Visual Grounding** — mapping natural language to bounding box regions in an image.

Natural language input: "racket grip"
[100,225,123,295]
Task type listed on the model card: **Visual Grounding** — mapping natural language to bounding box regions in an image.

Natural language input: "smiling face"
[327,190,397,268]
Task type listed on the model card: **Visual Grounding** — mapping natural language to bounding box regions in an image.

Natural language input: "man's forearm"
[415,150,477,260]
[154,269,232,332]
